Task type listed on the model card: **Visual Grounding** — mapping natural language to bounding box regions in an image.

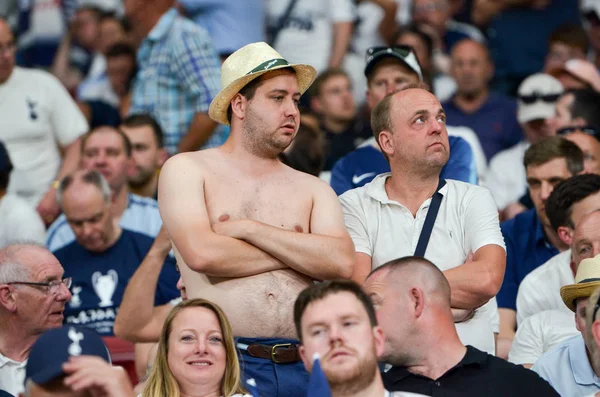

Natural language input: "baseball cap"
[550,59,600,92]
[25,326,111,386]
[517,73,564,124]
[582,0,600,20]
[364,45,423,81]
[0,141,11,174]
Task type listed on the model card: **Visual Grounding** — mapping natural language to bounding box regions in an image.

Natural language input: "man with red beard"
[294,280,421,397]
[0,244,72,396]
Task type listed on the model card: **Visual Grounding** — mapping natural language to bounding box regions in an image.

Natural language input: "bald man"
[443,39,523,161]
[364,256,559,396]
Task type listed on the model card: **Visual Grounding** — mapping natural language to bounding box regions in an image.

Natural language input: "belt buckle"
[271,343,292,363]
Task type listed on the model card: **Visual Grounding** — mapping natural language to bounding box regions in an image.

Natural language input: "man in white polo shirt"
[340,85,506,354]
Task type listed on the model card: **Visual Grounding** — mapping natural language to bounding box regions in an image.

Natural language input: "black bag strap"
[268,0,300,45]
[414,179,446,258]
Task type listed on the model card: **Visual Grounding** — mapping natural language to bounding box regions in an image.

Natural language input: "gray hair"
[0,242,44,283]
[56,169,112,207]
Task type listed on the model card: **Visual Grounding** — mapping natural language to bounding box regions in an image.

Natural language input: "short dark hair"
[81,126,132,157]
[293,280,377,341]
[278,123,324,176]
[226,77,263,124]
[308,68,349,98]
[121,113,164,148]
[523,136,584,176]
[548,24,589,54]
[546,174,600,231]
[105,42,136,60]
[393,24,434,61]
[566,89,600,128]
[368,256,451,303]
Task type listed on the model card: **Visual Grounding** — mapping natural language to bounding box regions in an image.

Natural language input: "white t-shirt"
[340,174,506,354]
[266,0,356,73]
[0,352,26,396]
[516,250,574,326]
[0,67,88,206]
[509,309,578,366]
[0,194,46,248]
[486,141,530,210]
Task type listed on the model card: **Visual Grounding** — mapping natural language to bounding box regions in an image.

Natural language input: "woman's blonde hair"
[141,298,246,397]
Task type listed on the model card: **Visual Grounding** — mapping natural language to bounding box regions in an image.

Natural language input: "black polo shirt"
[383,346,559,396]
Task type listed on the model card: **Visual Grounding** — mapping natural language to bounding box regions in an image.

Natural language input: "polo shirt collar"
[0,351,25,369]
[385,346,484,384]
[570,335,600,386]
[366,173,449,206]
[148,8,178,42]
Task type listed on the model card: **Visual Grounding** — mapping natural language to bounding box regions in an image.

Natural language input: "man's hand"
[36,187,61,226]
[62,356,134,397]
[452,308,476,323]
[151,226,172,256]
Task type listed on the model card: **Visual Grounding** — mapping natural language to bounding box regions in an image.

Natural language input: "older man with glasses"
[0,243,72,396]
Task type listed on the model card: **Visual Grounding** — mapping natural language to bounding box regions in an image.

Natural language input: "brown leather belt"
[242,343,301,364]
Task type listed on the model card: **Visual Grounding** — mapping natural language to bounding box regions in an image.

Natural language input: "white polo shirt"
[0,352,26,396]
[509,309,578,366]
[516,250,574,326]
[340,174,506,354]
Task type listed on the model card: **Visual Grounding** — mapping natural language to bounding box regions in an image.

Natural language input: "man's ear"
[410,287,425,319]
[558,226,573,246]
[373,325,385,359]
[157,148,168,168]
[0,285,17,313]
[298,344,311,373]
[230,93,248,121]
[378,131,395,158]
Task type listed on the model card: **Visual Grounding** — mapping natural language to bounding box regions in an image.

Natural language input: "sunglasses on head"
[557,125,600,137]
[366,45,414,62]
[518,93,561,104]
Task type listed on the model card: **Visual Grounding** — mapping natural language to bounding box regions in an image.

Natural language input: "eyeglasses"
[7,278,72,294]
[518,93,561,104]
[557,125,600,137]
[366,45,414,62]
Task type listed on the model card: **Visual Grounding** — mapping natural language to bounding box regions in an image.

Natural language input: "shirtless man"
[158,42,355,397]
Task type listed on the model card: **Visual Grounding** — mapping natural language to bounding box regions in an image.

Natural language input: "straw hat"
[208,42,317,126]
[560,254,600,312]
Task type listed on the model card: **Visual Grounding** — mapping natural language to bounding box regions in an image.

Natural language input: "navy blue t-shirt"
[443,93,523,161]
[330,135,477,196]
[497,208,559,310]
[53,229,180,336]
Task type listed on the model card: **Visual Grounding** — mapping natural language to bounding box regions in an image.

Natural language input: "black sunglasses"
[518,93,561,104]
[557,125,600,137]
[366,45,414,61]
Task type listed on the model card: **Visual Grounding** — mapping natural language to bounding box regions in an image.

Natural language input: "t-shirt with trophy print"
[53,229,180,336]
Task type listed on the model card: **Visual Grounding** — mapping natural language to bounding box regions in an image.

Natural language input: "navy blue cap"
[0,390,14,397]
[0,141,10,173]
[25,326,111,386]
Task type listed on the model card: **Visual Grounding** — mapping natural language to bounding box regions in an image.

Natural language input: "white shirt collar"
[366,173,448,206]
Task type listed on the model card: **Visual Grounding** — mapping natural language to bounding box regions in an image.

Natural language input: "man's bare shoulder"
[162,148,224,174]
[282,166,336,195]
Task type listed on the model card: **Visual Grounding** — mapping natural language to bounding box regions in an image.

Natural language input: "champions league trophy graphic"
[92,270,118,307]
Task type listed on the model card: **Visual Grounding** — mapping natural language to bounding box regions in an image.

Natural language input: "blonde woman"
[142,299,250,397]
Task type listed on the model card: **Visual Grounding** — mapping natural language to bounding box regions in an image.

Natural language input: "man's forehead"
[394,89,440,111]
[0,20,13,43]
[303,292,365,323]
[575,211,600,237]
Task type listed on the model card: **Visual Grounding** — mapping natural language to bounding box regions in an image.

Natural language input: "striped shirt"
[46,194,163,252]
[129,8,223,154]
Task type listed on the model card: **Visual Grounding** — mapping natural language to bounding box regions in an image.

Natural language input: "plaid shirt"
[130,9,224,154]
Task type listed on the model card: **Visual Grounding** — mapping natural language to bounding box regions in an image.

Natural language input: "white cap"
[517,73,564,124]
[582,0,600,17]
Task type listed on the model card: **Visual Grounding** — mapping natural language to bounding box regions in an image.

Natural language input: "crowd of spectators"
[2,0,600,396]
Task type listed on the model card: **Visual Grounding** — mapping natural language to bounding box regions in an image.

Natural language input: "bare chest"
[204,174,313,231]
